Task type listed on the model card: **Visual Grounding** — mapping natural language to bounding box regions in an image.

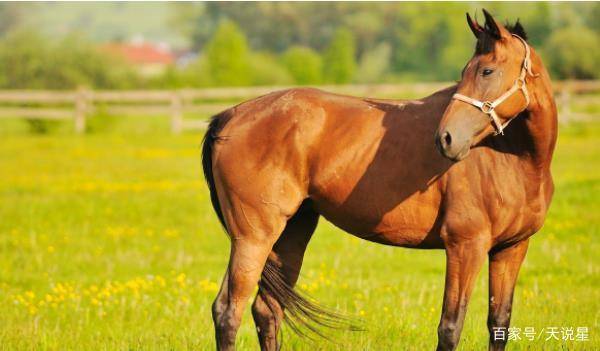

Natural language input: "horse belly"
[312,191,445,249]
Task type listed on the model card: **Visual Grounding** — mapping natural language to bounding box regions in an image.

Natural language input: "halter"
[452,34,536,135]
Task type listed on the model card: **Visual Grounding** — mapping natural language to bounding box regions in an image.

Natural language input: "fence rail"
[0,81,598,134]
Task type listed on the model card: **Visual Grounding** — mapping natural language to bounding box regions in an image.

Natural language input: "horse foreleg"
[487,239,529,351]
[437,237,488,351]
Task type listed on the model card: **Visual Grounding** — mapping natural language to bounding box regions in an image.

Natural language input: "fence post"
[170,91,183,134]
[559,82,572,124]
[74,88,88,134]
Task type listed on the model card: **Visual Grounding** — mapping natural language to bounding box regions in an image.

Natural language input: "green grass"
[0,118,598,350]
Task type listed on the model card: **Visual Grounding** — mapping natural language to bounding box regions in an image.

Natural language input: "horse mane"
[506,20,527,40]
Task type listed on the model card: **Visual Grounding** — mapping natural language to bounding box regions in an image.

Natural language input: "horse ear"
[466,13,483,38]
[482,8,510,40]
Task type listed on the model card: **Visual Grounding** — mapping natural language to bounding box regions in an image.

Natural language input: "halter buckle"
[481,101,494,114]
[515,77,526,89]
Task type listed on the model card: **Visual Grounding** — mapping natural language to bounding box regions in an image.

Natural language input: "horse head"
[436,9,538,161]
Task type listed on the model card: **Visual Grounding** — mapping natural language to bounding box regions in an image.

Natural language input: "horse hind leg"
[252,200,358,350]
[251,200,319,350]
[211,195,292,351]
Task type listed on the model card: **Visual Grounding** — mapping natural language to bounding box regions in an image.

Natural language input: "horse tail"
[260,259,362,341]
[202,109,360,340]
[201,110,233,231]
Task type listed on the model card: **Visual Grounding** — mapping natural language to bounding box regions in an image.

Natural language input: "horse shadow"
[337,94,531,247]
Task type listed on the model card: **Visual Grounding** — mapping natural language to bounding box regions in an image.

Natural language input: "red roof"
[101,43,174,65]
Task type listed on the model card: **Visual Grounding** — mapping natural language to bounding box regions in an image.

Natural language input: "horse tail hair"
[201,110,233,231]
[259,259,362,341]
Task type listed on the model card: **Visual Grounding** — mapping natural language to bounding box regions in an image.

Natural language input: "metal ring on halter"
[515,78,526,89]
[481,101,495,114]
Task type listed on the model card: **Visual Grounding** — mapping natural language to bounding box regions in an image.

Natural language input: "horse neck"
[516,52,558,171]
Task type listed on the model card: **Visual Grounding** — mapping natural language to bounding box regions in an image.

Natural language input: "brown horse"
[202,10,557,351]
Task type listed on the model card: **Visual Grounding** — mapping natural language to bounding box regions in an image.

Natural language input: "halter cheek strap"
[452,35,535,135]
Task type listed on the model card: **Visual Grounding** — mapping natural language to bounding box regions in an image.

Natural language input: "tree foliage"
[544,26,599,79]
[203,20,251,86]
[355,43,391,84]
[247,52,293,86]
[0,3,598,90]
[282,46,323,85]
[323,28,356,84]
[170,2,599,83]
[0,29,138,89]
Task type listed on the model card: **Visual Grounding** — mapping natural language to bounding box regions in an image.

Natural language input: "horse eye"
[482,68,494,76]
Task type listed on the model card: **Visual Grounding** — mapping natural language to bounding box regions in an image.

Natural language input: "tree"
[168,2,599,83]
[544,26,599,79]
[248,52,292,86]
[169,2,212,50]
[0,30,48,88]
[0,3,31,36]
[523,3,553,47]
[588,3,600,34]
[282,46,323,84]
[204,20,251,86]
[49,34,139,89]
[178,55,215,88]
[391,4,458,80]
[171,2,351,53]
[323,28,356,84]
[354,43,391,83]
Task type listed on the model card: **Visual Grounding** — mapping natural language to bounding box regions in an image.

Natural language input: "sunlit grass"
[0,119,598,350]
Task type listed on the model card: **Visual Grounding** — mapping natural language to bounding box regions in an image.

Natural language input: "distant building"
[101,39,175,77]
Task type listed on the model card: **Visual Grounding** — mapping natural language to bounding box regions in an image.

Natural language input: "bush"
[177,55,215,87]
[0,29,140,89]
[0,29,48,89]
[177,22,293,87]
[204,20,251,86]
[354,43,391,83]
[544,26,600,79]
[323,28,357,84]
[248,52,293,86]
[24,118,62,134]
[85,107,120,134]
[282,46,323,85]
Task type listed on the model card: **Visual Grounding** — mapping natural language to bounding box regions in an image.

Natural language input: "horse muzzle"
[435,128,471,162]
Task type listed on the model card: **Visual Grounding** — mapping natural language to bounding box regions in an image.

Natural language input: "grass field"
[0,117,598,350]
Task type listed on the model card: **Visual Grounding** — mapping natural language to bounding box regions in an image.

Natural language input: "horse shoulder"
[441,151,552,247]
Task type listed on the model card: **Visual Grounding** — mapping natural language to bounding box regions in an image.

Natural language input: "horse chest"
[493,176,551,244]
[442,162,551,245]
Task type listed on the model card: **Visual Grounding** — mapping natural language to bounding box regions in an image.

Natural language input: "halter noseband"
[452,34,536,135]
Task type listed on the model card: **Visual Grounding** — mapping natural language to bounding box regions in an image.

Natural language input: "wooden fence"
[0,81,598,134]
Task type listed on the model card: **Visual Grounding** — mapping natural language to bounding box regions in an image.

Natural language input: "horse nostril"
[443,131,452,147]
